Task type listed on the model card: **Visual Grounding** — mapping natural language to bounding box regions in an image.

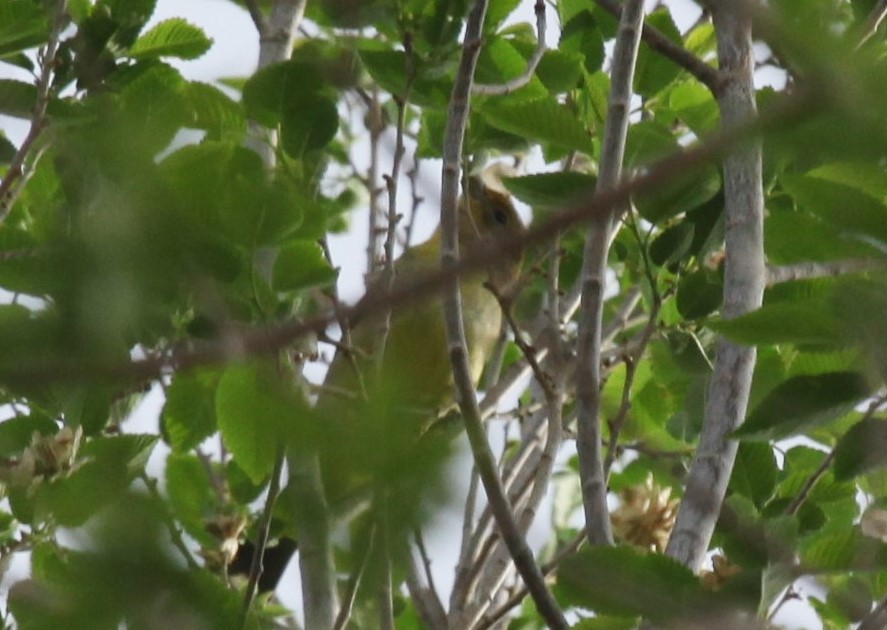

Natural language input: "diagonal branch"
[438,0,566,627]
[0,87,815,388]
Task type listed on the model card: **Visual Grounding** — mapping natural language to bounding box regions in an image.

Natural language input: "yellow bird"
[317,175,525,504]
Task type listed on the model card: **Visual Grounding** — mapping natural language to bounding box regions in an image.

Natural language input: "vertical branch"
[574,0,645,547]
[666,0,764,572]
[439,1,566,627]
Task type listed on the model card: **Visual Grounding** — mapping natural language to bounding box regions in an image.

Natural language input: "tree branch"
[473,0,547,96]
[766,258,887,286]
[666,0,765,572]
[438,0,566,627]
[575,0,645,548]
[0,0,68,225]
[593,0,722,94]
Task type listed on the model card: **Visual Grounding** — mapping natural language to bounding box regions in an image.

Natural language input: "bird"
[316,173,526,507]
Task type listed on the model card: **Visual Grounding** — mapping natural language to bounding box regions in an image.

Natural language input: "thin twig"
[333,526,376,630]
[139,473,202,571]
[593,0,722,93]
[473,0,547,96]
[240,447,286,627]
[0,0,68,224]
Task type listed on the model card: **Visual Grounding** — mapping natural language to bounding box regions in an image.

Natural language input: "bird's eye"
[493,208,509,225]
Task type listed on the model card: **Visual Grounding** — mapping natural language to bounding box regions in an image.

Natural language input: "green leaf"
[634,8,684,97]
[502,172,597,210]
[558,546,722,622]
[0,0,48,55]
[649,222,695,268]
[0,414,58,457]
[272,240,337,292]
[242,60,326,127]
[161,369,220,452]
[668,80,720,135]
[534,49,585,93]
[833,417,887,480]
[358,48,411,97]
[765,211,883,264]
[128,18,212,60]
[0,133,16,163]
[485,0,521,32]
[737,372,872,440]
[183,81,246,138]
[560,10,605,74]
[710,300,843,346]
[166,453,218,545]
[280,92,339,156]
[481,97,594,153]
[215,362,296,484]
[729,442,778,508]
[676,269,722,320]
[0,79,36,119]
[635,164,721,223]
[782,173,887,247]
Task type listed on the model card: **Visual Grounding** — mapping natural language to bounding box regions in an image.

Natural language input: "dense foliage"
[0,0,885,628]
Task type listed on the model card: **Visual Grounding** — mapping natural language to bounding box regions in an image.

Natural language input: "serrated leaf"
[738,372,872,440]
[476,36,544,96]
[216,362,296,484]
[184,81,246,138]
[560,10,605,74]
[161,369,220,452]
[272,240,337,292]
[481,97,594,153]
[634,8,684,97]
[502,172,597,210]
[833,417,887,480]
[558,546,722,622]
[128,18,212,60]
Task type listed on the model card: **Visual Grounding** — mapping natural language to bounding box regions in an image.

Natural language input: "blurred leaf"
[711,300,842,346]
[676,269,722,320]
[183,81,246,138]
[558,546,724,622]
[216,362,297,484]
[242,60,326,127]
[0,0,48,56]
[127,18,213,60]
[476,36,546,98]
[502,172,596,211]
[0,79,36,118]
[272,240,337,292]
[833,417,887,481]
[635,165,721,223]
[166,453,218,545]
[765,211,883,264]
[280,92,339,157]
[738,372,872,440]
[0,414,58,457]
[649,222,694,268]
[669,80,720,135]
